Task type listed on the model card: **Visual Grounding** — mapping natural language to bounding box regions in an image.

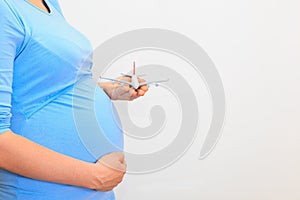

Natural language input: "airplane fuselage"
[131,75,140,89]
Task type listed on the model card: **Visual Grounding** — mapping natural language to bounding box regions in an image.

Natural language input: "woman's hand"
[98,76,148,101]
[90,152,127,192]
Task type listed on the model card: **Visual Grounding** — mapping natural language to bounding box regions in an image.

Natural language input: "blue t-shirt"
[0,0,123,199]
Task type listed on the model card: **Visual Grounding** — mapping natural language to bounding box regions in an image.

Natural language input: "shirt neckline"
[23,0,53,16]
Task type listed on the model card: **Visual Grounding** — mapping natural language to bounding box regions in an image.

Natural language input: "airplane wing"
[120,73,146,78]
[139,79,169,87]
[120,73,132,78]
[99,76,134,87]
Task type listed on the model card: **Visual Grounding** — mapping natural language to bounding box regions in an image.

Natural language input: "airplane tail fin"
[121,61,138,77]
[133,61,136,75]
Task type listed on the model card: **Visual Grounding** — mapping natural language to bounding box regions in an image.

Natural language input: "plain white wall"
[59,0,300,199]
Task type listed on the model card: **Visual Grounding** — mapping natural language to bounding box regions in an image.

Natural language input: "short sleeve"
[0,1,24,134]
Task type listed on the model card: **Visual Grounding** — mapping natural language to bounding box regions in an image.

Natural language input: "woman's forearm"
[0,130,95,189]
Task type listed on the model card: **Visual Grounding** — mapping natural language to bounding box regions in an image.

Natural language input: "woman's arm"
[0,130,126,191]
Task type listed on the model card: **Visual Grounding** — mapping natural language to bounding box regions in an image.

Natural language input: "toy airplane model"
[99,62,169,90]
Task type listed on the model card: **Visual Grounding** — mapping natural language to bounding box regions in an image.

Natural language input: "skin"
[0,0,149,192]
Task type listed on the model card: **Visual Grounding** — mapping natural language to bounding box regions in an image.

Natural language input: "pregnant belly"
[5,77,122,199]
[16,77,124,162]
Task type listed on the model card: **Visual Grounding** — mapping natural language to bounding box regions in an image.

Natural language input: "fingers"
[99,152,126,172]
[137,78,148,98]
[137,89,146,96]
[94,163,126,191]
[138,78,146,83]
[99,174,125,191]
[100,169,125,191]
[104,152,125,165]
[116,152,125,163]
[128,88,138,100]
[92,152,127,191]
[140,85,148,91]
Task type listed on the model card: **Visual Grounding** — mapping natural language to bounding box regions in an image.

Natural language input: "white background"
[60,0,300,199]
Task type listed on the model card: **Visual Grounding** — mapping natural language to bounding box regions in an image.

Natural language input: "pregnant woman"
[0,0,147,199]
